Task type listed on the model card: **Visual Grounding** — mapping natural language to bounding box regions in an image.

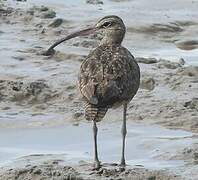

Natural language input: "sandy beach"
[0,0,198,179]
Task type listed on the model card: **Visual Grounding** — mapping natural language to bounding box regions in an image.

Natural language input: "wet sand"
[0,0,198,179]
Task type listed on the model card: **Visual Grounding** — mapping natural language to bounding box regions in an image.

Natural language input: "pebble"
[86,0,104,4]
[140,77,155,90]
[41,10,56,19]
[136,57,158,64]
[48,18,63,28]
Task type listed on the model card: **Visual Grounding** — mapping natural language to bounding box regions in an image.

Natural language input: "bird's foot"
[119,161,126,171]
[92,161,101,171]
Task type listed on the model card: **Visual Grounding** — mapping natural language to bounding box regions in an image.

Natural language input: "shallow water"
[0,122,194,170]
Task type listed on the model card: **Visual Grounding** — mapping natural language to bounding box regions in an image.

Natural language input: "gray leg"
[120,103,127,166]
[93,121,100,169]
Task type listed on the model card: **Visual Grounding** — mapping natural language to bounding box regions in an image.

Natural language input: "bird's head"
[94,15,126,45]
[44,15,125,56]
[69,15,126,44]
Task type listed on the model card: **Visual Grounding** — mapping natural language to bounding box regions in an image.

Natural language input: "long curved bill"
[43,26,96,56]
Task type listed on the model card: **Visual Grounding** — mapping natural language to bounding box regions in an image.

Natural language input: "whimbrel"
[44,15,140,169]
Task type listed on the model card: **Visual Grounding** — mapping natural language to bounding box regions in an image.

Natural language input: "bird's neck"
[100,31,124,46]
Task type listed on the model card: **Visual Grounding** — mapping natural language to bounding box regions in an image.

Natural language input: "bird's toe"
[92,161,101,171]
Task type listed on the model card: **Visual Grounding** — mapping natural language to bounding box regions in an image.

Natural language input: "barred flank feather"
[85,103,108,122]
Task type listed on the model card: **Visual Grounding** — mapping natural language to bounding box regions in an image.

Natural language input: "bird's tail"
[85,102,108,122]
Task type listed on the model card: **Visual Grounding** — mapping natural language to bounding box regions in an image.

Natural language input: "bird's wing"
[78,45,140,106]
[78,50,102,105]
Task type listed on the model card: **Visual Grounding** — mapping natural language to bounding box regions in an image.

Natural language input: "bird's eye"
[102,22,112,28]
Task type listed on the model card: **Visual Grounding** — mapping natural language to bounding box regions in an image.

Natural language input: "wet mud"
[0,162,182,180]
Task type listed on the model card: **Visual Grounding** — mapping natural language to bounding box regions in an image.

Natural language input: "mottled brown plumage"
[79,44,140,122]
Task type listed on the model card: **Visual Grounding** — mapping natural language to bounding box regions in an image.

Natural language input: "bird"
[44,15,140,170]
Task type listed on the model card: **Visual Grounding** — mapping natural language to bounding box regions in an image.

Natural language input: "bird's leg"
[93,120,100,169]
[120,103,127,167]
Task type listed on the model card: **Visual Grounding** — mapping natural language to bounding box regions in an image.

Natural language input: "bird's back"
[78,44,140,122]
